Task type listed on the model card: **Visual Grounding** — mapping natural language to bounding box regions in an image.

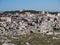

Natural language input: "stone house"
[0,17,11,23]
[40,19,53,33]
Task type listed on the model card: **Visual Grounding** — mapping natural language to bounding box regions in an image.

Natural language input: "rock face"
[0,11,60,36]
[40,20,53,33]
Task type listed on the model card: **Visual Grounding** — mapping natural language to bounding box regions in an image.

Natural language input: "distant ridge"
[0,10,59,15]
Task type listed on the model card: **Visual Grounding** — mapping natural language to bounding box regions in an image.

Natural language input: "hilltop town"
[0,10,60,35]
[0,10,60,45]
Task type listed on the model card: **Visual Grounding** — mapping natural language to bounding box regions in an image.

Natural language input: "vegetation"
[3,33,59,45]
[54,30,60,32]
[2,10,40,14]
[0,41,2,45]
[48,12,58,15]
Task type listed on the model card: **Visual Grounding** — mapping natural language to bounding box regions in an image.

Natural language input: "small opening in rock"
[47,17,50,21]
[1,32,3,33]
[54,18,57,21]
[30,31,33,33]
[21,30,23,32]
[38,30,40,32]
[16,27,19,29]
[46,31,49,33]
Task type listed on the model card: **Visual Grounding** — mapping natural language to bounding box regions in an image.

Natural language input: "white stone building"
[0,17,11,22]
[58,13,60,16]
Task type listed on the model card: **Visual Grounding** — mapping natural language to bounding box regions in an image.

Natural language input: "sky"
[0,0,60,11]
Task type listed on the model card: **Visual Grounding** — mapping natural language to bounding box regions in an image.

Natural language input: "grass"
[6,33,53,45]
[0,41,2,45]
[1,33,60,45]
[54,30,60,32]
